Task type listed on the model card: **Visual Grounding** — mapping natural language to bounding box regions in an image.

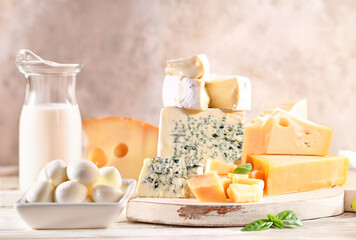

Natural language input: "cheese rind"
[136,157,189,198]
[158,107,245,177]
[205,75,251,111]
[243,108,332,162]
[165,54,210,79]
[248,154,349,196]
[187,171,227,202]
[162,75,210,110]
[82,117,159,180]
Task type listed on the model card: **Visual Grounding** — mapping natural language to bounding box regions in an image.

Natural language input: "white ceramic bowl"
[14,179,136,229]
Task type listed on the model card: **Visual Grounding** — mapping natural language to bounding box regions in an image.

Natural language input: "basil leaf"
[281,219,304,228]
[267,214,284,229]
[276,210,299,220]
[241,219,273,231]
[233,163,252,174]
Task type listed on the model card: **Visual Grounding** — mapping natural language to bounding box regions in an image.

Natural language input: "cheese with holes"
[165,54,210,79]
[248,154,348,195]
[187,171,226,202]
[205,159,237,174]
[82,117,159,180]
[205,75,251,111]
[158,107,245,177]
[136,157,189,198]
[242,100,308,162]
[227,183,263,203]
[162,75,210,110]
[243,109,332,162]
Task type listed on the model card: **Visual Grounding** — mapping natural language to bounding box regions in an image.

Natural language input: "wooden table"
[1,176,356,240]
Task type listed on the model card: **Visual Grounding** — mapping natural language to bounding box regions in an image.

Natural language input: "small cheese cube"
[165,54,210,79]
[162,75,210,110]
[204,75,251,111]
[205,159,237,175]
[248,170,265,181]
[227,173,249,179]
[219,175,232,198]
[227,183,263,203]
[231,176,264,190]
[248,154,349,195]
[187,172,227,202]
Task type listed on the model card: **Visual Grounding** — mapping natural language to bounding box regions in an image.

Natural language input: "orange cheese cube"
[248,154,348,196]
[205,159,237,174]
[227,183,263,203]
[219,175,232,198]
[187,172,227,202]
[83,117,159,180]
[231,176,264,190]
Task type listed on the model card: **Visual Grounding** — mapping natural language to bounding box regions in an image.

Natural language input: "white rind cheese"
[165,54,210,79]
[136,157,189,198]
[204,74,251,111]
[162,75,210,110]
[158,107,245,177]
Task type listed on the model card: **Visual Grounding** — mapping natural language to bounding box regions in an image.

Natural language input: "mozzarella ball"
[39,159,68,187]
[91,185,124,202]
[25,181,54,203]
[55,180,88,203]
[95,167,122,188]
[67,159,99,187]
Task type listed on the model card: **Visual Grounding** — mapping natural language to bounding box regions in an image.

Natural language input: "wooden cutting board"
[126,187,344,226]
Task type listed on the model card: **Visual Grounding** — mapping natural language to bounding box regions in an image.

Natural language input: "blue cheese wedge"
[136,157,189,198]
[158,107,245,177]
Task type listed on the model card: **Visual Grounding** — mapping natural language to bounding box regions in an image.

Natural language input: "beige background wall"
[0,0,355,166]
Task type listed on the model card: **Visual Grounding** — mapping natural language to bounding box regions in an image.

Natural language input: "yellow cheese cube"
[231,176,264,190]
[219,175,232,198]
[205,159,237,174]
[227,183,263,203]
[227,173,249,179]
[248,154,348,196]
[187,172,227,202]
[83,117,159,180]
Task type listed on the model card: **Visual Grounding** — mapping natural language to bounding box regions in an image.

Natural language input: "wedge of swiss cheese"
[242,100,332,162]
[83,117,158,180]
[247,154,348,196]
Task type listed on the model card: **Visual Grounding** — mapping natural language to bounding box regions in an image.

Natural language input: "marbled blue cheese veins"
[158,107,245,177]
[136,157,189,198]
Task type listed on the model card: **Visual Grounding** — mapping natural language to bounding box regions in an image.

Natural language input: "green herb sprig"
[241,210,303,231]
[233,163,252,174]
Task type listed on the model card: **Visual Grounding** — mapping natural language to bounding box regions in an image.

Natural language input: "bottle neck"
[24,74,78,106]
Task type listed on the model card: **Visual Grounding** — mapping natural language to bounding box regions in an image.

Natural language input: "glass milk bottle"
[16,49,83,191]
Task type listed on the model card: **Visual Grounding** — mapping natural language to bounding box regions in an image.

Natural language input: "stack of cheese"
[137,54,252,199]
[243,99,348,196]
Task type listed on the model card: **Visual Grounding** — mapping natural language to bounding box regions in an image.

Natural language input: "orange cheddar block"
[206,159,237,174]
[227,183,263,203]
[249,170,265,181]
[231,176,264,190]
[219,175,232,198]
[243,108,332,162]
[83,117,159,180]
[187,172,227,202]
[248,154,349,196]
